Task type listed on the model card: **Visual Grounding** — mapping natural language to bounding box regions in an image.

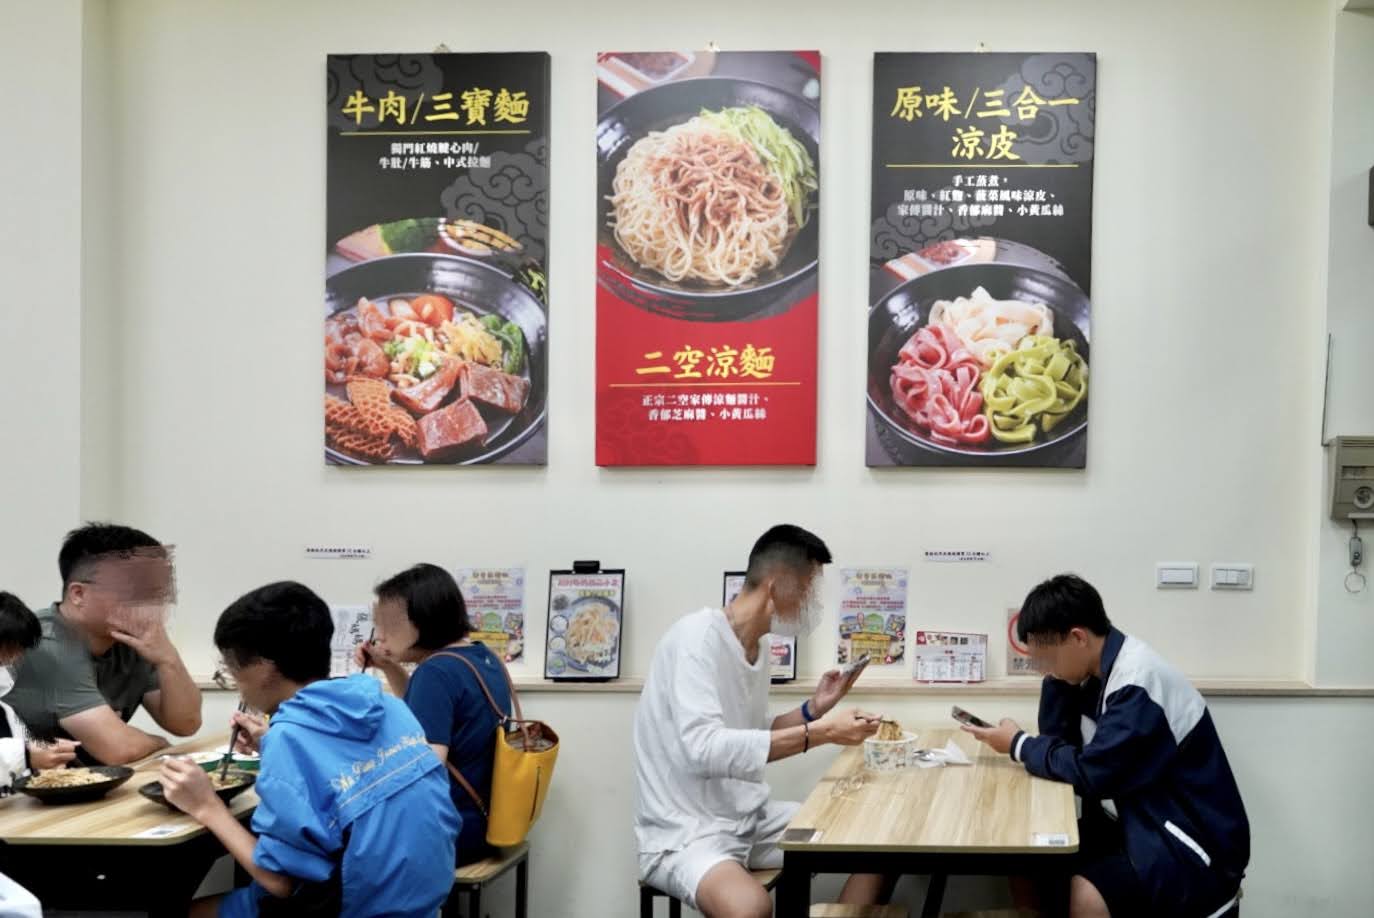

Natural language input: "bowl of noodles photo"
[323,253,548,465]
[557,596,621,673]
[14,766,136,805]
[867,262,1090,462]
[597,77,819,322]
[140,769,257,812]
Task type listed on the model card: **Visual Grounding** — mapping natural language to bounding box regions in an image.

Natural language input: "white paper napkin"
[915,738,973,768]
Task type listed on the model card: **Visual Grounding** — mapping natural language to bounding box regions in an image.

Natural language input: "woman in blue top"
[360,563,512,866]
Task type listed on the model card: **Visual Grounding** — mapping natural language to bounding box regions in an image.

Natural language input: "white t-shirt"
[634,608,773,855]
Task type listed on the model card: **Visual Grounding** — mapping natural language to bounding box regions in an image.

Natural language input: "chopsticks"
[219,701,248,781]
[360,628,375,672]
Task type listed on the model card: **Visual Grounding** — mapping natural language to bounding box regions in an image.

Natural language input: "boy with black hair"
[963,574,1249,918]
[7,522,202,764]
[158,581,459,918]
[0,592,80,786]
[635,525,888,918]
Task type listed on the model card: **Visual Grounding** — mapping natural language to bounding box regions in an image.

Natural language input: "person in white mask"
[0,593,80,791]
[634,525,887,918]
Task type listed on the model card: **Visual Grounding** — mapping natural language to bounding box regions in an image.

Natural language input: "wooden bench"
[811,905,909,917]
[445,843,529,918]
[638,869,781,917]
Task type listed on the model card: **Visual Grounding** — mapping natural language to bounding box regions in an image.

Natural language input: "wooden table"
[777,728,1078,918]
[0,735,257,916]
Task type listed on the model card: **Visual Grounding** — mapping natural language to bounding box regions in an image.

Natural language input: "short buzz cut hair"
[59,522,162,588]
[744,524,833,589]
[1017,574,1112,644]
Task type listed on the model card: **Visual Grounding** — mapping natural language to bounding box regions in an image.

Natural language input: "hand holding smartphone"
[951,705,993,729]
[840,653,872,679]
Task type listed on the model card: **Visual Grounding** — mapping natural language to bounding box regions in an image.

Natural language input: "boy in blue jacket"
[963,575,1248,918]
[160,581,460,918]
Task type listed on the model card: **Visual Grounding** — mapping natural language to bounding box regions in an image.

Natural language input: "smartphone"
[841,653,872,678]
[951,705,993,729]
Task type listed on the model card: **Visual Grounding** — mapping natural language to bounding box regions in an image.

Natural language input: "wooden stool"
[811,905,909,917]
[445,843,529,918]
[638,868,781,917]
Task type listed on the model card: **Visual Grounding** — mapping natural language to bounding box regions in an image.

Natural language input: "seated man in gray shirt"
[8,523,202,764]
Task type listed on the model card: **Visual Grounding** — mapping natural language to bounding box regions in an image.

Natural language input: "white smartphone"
[841,653,872,679]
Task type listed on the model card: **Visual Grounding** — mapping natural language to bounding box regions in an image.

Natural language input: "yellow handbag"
[432,650,559,847]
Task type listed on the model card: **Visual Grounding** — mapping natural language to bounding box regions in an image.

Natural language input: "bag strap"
[431,648,534,748]
[445,760,488,817]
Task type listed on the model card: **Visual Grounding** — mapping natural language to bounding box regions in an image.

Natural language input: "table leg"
[920,873,948,918]
[776,853,811,918]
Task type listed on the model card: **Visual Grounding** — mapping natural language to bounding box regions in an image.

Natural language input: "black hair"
[744,524,833,589]
[59,522,161,588]
[1017,574,1112,644]
[0,592,42,652]
[374,563,469,651]
[214,581,333,683]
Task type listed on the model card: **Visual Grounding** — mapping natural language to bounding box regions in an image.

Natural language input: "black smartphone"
[951,705,993,729]
[840,653,872,678]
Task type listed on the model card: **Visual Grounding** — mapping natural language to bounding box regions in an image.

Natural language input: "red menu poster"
[595,50,821,465]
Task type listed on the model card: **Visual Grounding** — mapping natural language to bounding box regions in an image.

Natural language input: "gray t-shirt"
[6,604,160,743]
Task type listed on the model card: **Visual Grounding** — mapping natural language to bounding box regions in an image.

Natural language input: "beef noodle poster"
[595,50,821,466]
[867,53,1096,468]
[325,53,550,466]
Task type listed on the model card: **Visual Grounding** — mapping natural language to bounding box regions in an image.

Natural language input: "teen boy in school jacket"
[965,575,1249,918]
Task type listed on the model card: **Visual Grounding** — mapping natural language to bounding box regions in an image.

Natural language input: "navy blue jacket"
[1011,629,1249,915]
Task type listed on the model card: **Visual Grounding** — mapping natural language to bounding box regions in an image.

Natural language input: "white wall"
[101,0,1331,684]
[0,0,87,604]
[1313,9,1374,684]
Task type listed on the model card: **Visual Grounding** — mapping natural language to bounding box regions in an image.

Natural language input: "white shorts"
[639,801,801,909]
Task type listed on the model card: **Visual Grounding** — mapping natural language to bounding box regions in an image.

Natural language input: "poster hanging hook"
[434,43,451,53]
[706,41,721,53]
[975,41,989,53]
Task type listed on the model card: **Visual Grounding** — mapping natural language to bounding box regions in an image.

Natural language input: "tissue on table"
[915,739,973,768]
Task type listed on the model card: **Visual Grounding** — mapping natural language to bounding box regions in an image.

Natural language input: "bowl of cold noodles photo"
[867,262,1090,461]
[14,766,136,805]
[140,769,257,812]
[597,78,819,321]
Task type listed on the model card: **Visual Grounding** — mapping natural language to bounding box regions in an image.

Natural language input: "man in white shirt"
[635,525,887,918]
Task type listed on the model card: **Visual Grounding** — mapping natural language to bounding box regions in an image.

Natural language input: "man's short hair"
[373,563,470,651]
[59,523,162,588]
[1017,574,1112,644]
[0,592,41,653]
[214,581,333,683]
[744,524,833,589]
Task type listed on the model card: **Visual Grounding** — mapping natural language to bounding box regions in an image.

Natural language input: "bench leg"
[639,886,654,918]
[920,873,947,918]
[669,897,682,918]
[516,857,529,918]
[469,883,482,918]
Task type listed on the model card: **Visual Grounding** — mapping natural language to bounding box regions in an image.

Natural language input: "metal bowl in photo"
[867,262,1090,460]
[324,253,548,465]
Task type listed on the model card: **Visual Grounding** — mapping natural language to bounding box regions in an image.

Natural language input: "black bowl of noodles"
[140,769,257,812]
[596,78,819,323]
[867,262,1091,463]
[14,765,135,805]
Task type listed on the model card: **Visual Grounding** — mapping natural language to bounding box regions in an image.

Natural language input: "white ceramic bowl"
[863,731,920,771]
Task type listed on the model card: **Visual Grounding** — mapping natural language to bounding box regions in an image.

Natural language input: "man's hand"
[816,708,881,746]
[230,710,267,755]
[159,756,226,822]
[108,606,178,667]
[962,718,1022,755]
[27,739,80,769]
[811,665,863,718]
